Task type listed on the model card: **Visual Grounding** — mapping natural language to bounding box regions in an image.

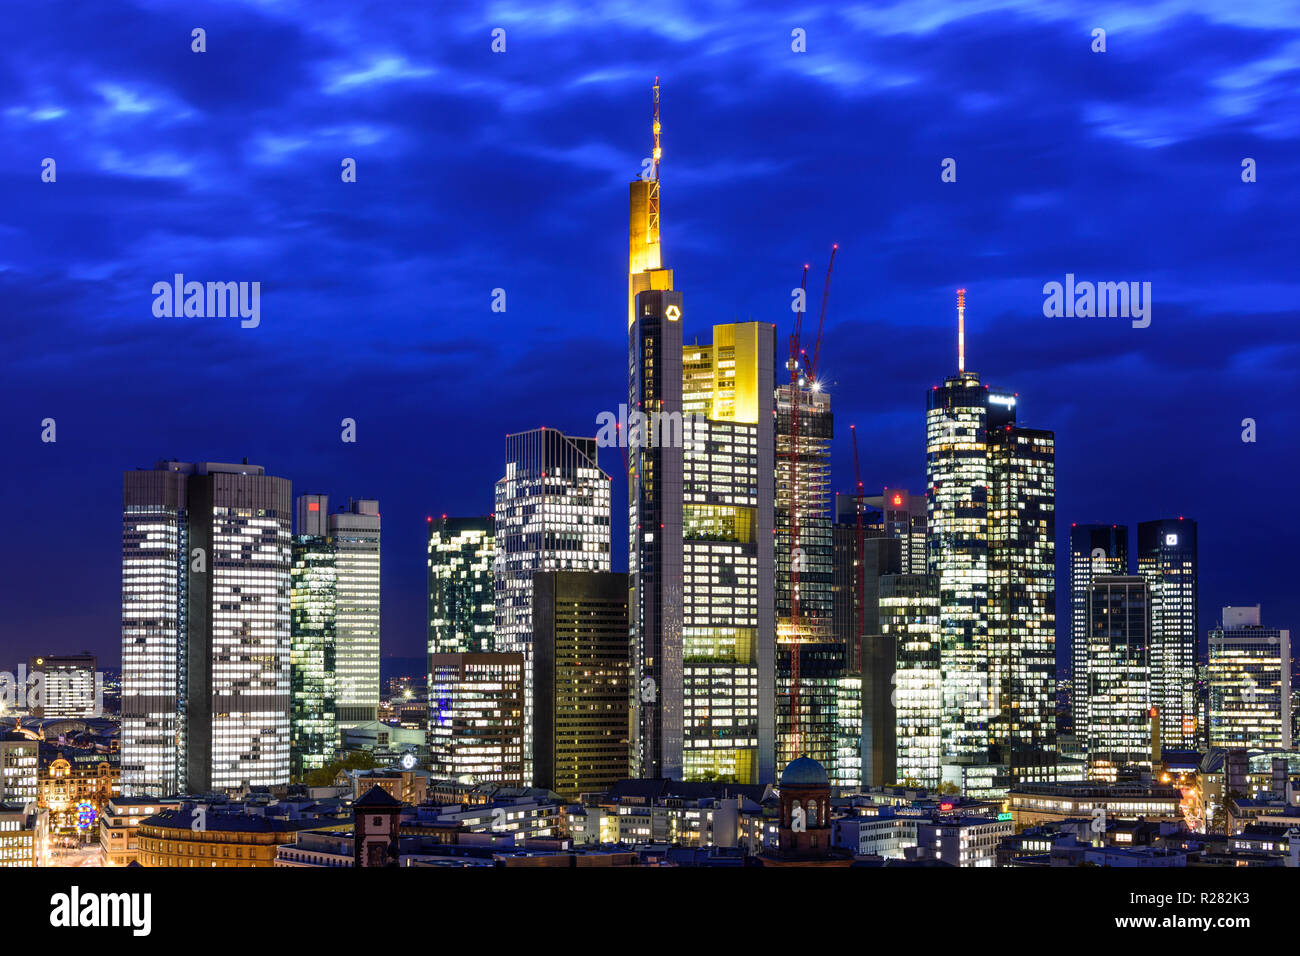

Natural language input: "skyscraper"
[882,573,942,788]
[1136,518,1198,751]
[290,494,337,780]
[331,499,381,728]
[121,460,292,796]
[1068,524,1128,742]
[628,81,685,782]
[27,654,98,719]
[1208,605,1292,751]
[987,421,1056,781]
[833,507,903,787]
[775,371,838,779]
[925,291,1056,786]
[495,428,611,784]
[428,653,525,786]
[1086,575,1154,780]
[863,489,928,574]
[427,516,495,655]
[680,322,776,784]
[531,570,630,799]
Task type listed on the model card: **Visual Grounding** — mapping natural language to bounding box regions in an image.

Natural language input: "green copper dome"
[780,756,829,788]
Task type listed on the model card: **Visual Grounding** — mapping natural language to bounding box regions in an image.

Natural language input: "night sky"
[3,1,1298,670]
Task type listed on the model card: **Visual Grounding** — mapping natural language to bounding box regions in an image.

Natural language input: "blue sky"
[2,0,1299,666]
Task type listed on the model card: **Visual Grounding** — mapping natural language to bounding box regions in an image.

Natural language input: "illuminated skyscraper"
[428,653,525,785]
[775,374,838,780]
[1208,605,1292,751]
[863,489,928,574]
[330,499,381,728]
[1136,518,1198,750]
[1068,524,1128,742]
[427,516,495,655]
[680,322,776,784]
[531,570,630,799]
[290,498,337,780]
[27,654,98,719]
[628,79,685,782]
[495,428,611,784]
[926,291,1056,788]
[987,422,1056,781]
[882,573,942,788]
[122,460,292,795]
[625,84,777,784]
[1086,575,1154,780]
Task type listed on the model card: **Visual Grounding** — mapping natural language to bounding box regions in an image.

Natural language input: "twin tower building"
[120,460,380,795]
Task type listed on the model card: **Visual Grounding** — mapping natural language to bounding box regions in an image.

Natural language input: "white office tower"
[495,428,611,784]
[122,460,292,795]
[331,499,381,727]
[1208,605,1292,751]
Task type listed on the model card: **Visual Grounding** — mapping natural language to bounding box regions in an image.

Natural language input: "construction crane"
[784,246,837,760]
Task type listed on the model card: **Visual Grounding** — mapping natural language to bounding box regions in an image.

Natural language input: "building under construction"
[775,377,841,781]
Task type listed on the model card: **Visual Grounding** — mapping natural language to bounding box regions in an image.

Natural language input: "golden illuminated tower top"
[629,77,672,328]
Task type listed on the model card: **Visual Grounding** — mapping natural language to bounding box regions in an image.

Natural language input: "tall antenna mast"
[648,77,661,243]
[957,288,967,373]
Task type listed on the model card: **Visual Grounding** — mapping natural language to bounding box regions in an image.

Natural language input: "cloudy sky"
[2,0,1298,669]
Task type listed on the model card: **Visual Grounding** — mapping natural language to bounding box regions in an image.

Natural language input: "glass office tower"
[495,428,611,784]
[290,525,337,780]
[1208,605,1292,750]
[1068,524,1128,743]
[122,460,292,795]
[1137,518,1198,750]
[1086,575,1153,781]
[427,516,495,655]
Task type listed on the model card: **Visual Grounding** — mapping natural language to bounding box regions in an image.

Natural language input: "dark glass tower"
[290,528,337,780]
[1136,518,1198,751]
[1086,575,1153,779]
[1068,524,1128,743]
[629,286,684,779]
[427,516,495,655]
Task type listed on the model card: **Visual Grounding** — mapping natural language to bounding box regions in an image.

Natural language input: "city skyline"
[4,1,1297,676]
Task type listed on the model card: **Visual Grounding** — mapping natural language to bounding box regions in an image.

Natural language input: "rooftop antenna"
[648,77,661,244]
[956,288,967,373]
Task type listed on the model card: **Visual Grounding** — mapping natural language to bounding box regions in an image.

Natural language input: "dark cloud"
[1,0,1298,663]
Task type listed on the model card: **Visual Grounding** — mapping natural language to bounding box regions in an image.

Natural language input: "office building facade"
[331,499,381,727]
[1086,575,1154,780]
[881,574,942,788]
[679,322,775,784]
[27,654,98,719]
[427,653,525,786]
[121,460,292,795]
[532,571,630,799]
[1136,518,1198,750]
[427,516,495,655]
[1068,524,1128,740]
[495,428,611,784]
[1208,605,1292,751]
[289,512,338,780]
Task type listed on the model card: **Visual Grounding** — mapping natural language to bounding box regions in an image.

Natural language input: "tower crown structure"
[628,78,672,327]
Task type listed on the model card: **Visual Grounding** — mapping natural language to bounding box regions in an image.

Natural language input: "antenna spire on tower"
[652,76,661,181]
[957,288,967,373]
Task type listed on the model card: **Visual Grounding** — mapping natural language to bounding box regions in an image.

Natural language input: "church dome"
[780,756,829,788]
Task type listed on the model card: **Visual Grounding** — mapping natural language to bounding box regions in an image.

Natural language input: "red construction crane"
[786,263,809,755]
[785,246,837,759]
